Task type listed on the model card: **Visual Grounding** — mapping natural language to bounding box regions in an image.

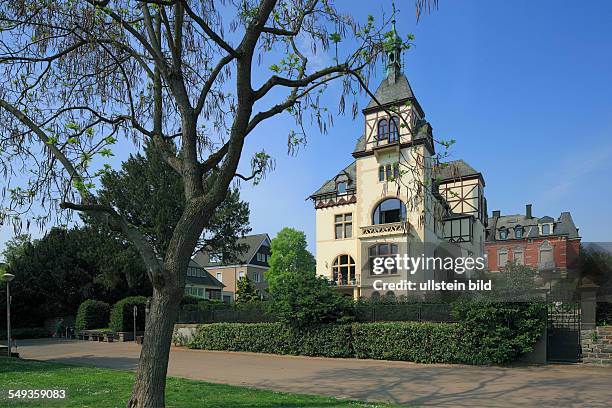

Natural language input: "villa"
[310,23,488,299]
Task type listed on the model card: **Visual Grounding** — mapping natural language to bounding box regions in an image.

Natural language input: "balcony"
[360,221,409,237]
[328,277,360,287]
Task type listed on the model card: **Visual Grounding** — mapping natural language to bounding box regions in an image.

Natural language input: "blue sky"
[2,1,612,255]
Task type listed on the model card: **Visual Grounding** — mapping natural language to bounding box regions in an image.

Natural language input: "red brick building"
[485,204,581,279]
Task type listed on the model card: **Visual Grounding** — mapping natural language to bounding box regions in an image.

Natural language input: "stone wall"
[581,326,612,365]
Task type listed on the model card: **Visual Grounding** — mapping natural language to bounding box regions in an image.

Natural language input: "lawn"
[0,357,408,407]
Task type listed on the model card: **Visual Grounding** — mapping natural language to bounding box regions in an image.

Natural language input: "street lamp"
[2,272,15,357]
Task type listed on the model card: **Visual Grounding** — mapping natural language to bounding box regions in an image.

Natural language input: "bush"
[109,296,147,332]
[188,301,547,365]
[596,302,612,326]
[181,295,200,306]
[269,272,353,327]
[351,322,466,363]
[0,327,50,339]
[75,300,110,330]
[189,323,353,358]
[451,301,546,364]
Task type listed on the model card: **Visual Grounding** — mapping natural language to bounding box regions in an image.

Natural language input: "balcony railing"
[538,261,556,271]
[328,277,360,287]
[360,221,409,237]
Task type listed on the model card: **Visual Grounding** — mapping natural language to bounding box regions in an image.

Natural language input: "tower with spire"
[386,18,403,83]
[309,16,488,300]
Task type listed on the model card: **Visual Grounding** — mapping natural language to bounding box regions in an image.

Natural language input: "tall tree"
[265,227,316,293]
[0,1,423,406]
[0,227,150,328]
[95,143,251,260]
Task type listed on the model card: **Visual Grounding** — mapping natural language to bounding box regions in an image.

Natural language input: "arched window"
[372,198,406,225]
[389,116,399,142]
[377,119,388,141]
[332,255,356,285]
[369,243,398,275]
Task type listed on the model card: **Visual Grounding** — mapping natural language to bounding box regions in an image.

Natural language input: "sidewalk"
[15,338,612,407]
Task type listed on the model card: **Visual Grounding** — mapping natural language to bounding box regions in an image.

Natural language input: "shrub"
[188,300,547,365]
[189,323,353,358]
[0,327,50,339]
[269,272,353,327]
[75,300,110,330]
[451,301,546,364]
[109,296,147,332]
[596,302,612,326]
[351,322,466,363]
[181,295,200,306]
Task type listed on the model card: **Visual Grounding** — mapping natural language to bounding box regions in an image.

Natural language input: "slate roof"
[309,161,356,198]
[185,260,225,288]
[486,211,579,241]
[310,158,482,198]
[192,233,270,267]
[364,73,423,116]
[434,160,481,181]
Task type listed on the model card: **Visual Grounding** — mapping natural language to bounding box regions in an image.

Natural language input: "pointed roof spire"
[386,3,403,82]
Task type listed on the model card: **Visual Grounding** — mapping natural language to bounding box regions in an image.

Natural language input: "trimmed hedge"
[351,322,466,363]
[109,296,147,332]
[190,323,353,358]
[188,302,547,365]
[75,300,110,330]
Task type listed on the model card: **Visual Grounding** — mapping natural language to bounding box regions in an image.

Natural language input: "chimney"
[526,204,532,219]
[492,210,500,218]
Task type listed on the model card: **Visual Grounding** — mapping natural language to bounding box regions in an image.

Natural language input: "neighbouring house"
[485,204,581,279]
[192,233,271,302]
[309,22,487,299]
[184,260,225,301]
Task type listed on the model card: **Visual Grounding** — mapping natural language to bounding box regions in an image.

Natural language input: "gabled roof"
[309,161,356,198]
[192,233,271,267]
[186,260,225,288]
[363,73,424,117]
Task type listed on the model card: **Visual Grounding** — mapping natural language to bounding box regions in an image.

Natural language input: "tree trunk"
[126,282,183,408]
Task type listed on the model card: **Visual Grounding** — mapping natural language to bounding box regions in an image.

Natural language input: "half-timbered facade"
[310,23,487,299]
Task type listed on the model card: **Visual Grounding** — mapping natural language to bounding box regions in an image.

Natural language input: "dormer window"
[515,226,523,239]
[336,181,347,194]
[499,228,508,240]
[377,119,388,141]
[541,224,551,235]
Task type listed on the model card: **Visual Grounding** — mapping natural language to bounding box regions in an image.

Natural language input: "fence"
[176,307,277,324]
[176,302,454,324]
[354,303,454,322]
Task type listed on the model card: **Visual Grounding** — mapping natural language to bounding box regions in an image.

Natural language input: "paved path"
[12,338,612,407]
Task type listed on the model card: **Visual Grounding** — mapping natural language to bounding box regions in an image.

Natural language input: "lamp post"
[3,272,15,357]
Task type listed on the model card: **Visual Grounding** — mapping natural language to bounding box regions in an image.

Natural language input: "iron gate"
[546,299,581,362]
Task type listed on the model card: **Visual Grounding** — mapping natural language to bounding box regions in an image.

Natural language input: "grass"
[0,357,409,407]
